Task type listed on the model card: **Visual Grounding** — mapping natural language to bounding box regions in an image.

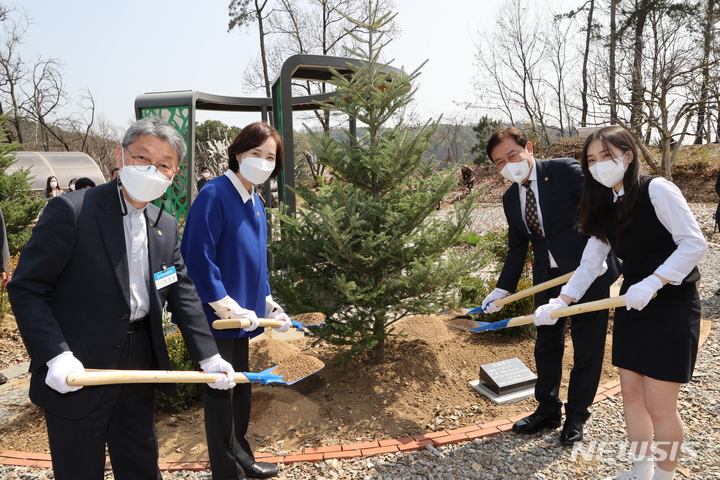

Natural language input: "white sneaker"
[604,470,642,480]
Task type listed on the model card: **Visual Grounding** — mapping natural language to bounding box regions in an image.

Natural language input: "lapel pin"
[544,177,549,181]
[157,230,163,237]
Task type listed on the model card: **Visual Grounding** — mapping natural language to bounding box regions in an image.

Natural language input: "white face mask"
[120,150,173,203]
[239,156,274,185]
[69,184,75,191]
[500,159,530,184]
[202,172,210,178]
[589,152,627,188]
[50,181,58,188]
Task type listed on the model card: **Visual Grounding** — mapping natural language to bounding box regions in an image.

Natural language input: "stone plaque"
[478,357,536,395]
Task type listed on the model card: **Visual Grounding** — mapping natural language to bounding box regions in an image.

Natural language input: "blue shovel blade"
[470,318,512,332]
[466,305,486,314]
[290,320,324,329]
[243,366,285,385]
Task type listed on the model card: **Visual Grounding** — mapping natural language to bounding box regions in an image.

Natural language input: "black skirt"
[612,288,701,384]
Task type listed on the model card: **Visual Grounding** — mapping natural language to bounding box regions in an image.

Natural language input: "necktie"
[522,180,544,238]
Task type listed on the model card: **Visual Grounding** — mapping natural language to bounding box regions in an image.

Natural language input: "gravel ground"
[3,204,719,480]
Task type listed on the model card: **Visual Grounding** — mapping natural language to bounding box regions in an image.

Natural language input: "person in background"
[481,126,620,445]
[75,177,96,190]
[44,176,63,199]
[110,167,120,181]
[534,126,706,480]
[0,205,10,386]
[196,166,211,191]
[68,179,78,192]
[180,122,292,480]
[7,117,235,480]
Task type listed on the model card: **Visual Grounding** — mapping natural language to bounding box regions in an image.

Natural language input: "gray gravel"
[3,204,719,480]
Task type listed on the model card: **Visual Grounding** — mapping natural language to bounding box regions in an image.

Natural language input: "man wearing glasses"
[8,117,235,480]
[481,126,619,446]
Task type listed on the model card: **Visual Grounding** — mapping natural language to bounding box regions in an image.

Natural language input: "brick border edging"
[0,379,622,472]
[1,319,711,472]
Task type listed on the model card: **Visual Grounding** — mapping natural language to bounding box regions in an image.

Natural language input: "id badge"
[154,265,178,290]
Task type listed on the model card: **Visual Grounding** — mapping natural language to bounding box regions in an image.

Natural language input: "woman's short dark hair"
[485,126,529,162]
[227,122,284,179]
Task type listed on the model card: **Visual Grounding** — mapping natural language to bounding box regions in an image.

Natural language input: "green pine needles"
[269,5,488,364]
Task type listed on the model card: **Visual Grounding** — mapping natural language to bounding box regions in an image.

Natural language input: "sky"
[15,0,570,131]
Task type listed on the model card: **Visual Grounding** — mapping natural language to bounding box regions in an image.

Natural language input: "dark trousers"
[204,337,253,480]
[533,278,609,422]
[45,329,160,480]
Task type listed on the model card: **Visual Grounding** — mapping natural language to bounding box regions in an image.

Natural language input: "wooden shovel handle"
[494,271,575,307]
[505,295,629,328]
[212,318,285,330]
[67,369,251,386]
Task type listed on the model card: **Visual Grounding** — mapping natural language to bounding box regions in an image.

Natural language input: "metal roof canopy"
[134,54,401,213]
[8,151,106,192]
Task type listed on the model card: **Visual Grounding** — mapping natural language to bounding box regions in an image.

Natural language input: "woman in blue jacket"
[181,122,291,480]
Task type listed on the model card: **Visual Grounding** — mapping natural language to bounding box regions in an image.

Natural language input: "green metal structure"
[134,55,401,227]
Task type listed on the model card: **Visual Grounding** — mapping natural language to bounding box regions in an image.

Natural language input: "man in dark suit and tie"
[481,126,619,445]
[8,117,236,480]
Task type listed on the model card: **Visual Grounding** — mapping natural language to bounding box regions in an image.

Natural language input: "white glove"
[625,275,663,311]
[229,308,260,332]
[210,296,259,331]
[199,354,236,390]
[46,351,84,394]
[481,288,508,313]
[533,297,568,326]
[268,309,292,333]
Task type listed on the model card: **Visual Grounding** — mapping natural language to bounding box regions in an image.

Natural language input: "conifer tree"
[0,116,45,254]
[270,3,487,364]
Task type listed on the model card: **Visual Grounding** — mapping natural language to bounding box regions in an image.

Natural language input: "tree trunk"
[630,2,648,136]
[695,0,715,144]
[609,0,618,125]
[581,0,594,127]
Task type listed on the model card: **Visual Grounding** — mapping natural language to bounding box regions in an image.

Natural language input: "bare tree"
[0,7,29,143]
[229,0,276,100]
[694,0,718,144]
[473,0,556,145]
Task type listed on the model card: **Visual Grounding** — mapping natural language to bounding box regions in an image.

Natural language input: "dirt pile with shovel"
[0,312,617,462]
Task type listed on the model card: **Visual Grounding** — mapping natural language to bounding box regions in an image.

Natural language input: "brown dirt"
[0,167,714,463]
[0,311,618,462]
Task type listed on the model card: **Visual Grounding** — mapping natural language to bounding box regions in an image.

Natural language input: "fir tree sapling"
[269,5,489,364]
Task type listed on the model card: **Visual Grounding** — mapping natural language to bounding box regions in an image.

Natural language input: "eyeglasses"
[124,148,176,177]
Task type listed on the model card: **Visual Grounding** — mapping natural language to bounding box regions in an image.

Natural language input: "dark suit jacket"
[497,158,619,304]
[8,180,218,419]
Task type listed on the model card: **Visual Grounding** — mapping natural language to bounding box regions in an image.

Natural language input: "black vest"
[608,176,699,300]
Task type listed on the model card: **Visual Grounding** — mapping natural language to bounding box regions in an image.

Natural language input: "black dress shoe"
[512,412,562,434]
[244,461,279,479]
[0,373,7,386]
[559,418,584,445]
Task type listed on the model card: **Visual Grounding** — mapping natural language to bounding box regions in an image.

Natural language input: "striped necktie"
[522,180,544,238]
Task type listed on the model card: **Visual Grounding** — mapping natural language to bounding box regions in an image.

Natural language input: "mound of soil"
[0,312,617,463]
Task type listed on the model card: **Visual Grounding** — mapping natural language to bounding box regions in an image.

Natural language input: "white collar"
[613,185,626,203]
[224,170,254,205]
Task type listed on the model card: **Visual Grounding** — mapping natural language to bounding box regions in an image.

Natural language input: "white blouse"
[561,177,707,302]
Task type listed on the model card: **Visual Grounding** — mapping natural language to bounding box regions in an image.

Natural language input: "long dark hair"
[577,126,642,242]
[45,176,61,197]
[227,122,284,178]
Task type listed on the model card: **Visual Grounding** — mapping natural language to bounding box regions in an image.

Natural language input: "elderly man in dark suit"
[480,126,619,445]
[8,117,236,480]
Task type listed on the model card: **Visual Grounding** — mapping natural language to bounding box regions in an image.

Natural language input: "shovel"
[212,312,325,331]
[453,295,631,333]
[67,354,325,387]
[464,271,575,314]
